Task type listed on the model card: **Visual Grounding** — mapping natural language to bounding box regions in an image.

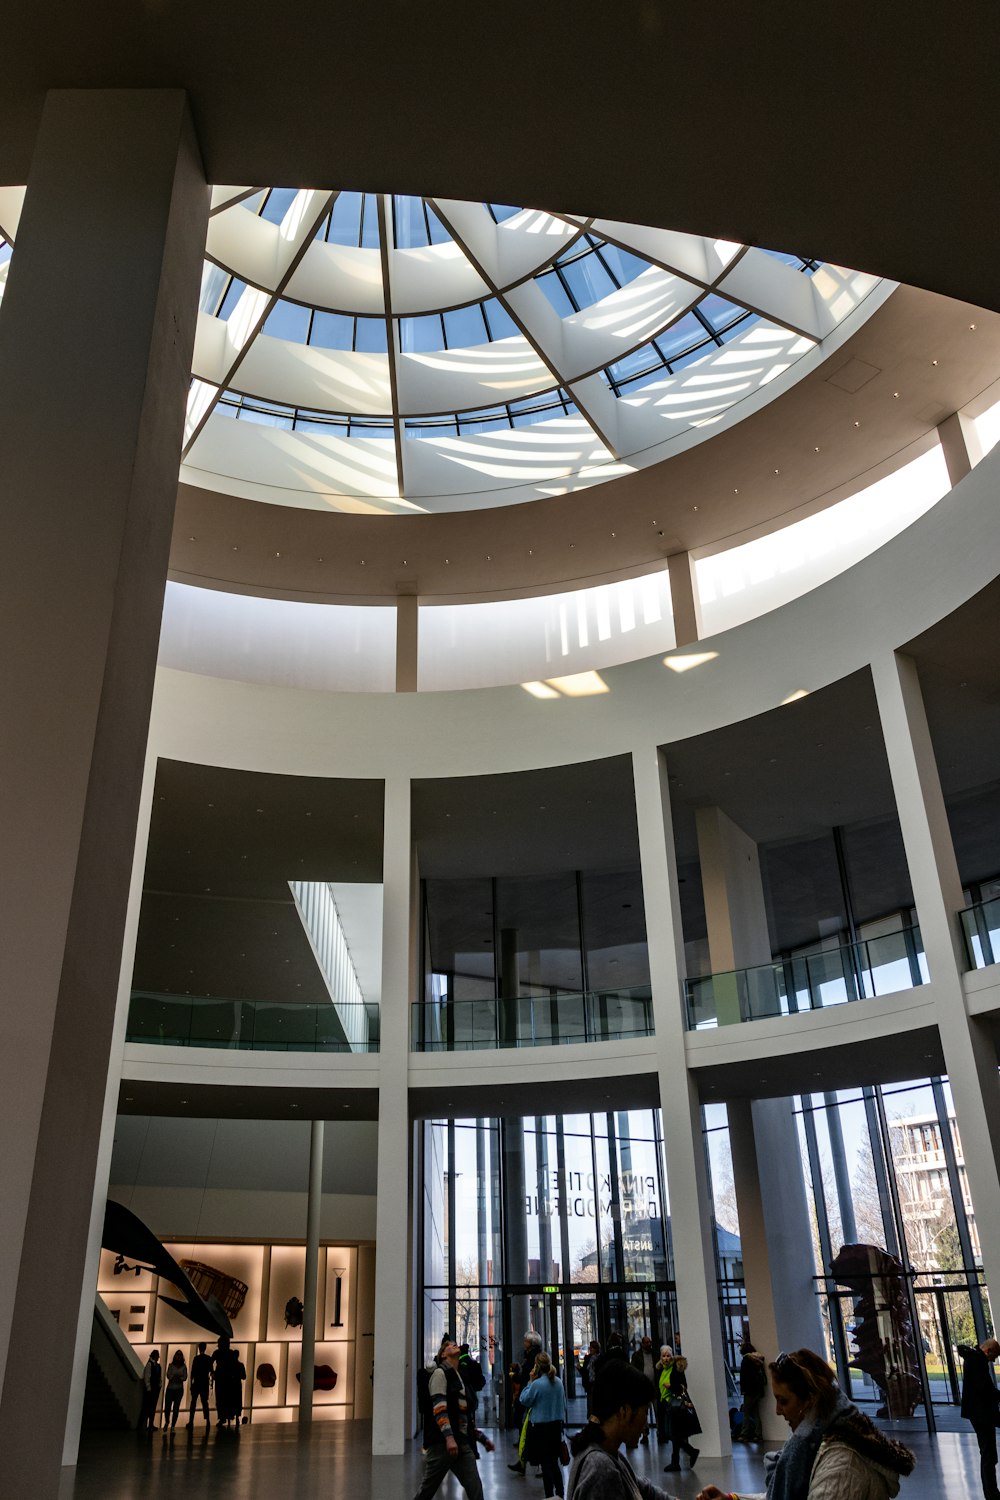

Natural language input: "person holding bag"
[521,1353,568,1498]
[662,1356,700,1473]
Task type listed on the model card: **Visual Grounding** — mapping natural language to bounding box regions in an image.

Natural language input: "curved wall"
[148,439,1000,780]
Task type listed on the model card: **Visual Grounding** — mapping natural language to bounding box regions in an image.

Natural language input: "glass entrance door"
[500,1282,676,1426]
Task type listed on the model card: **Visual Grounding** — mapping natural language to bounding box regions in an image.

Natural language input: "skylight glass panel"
[425,204,453,246]
[240,190,267,215]
[557,251,618,309]
[698,294,748,334]
[443,304,489,348]
[393,196,430,249]
[360,193,381,249]
[595,243,649,287]
[309,310,356,350]
[536,270,577,318]
[718,312,755,343]
[294,414,350,435]
[486,203,522,222]
[264,299,311,342]
[353,316,388,354]
[458,408,512,435]
[608,343,662,384]
[326,191,364,246]
[199,262,230,315]
[482,298,519,341]
[218,278,249,319]
[654,310,711,359]
[399,314,445,353]
[405,418,461,440]
[259,188,300,226]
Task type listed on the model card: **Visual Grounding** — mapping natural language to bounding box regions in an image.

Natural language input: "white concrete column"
[696,807,824,1369]
[0,90,207,1499]
[299,1118,325,1424]
[937,410,984,488]
[372,775,415,1454]
[396,592,419,692]
[872,649,1000,1323]
[667,551,702,647]
[632,745,730,1457]
[63,747,158,1464]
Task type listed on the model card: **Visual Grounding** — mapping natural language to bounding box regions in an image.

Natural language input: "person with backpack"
[737,1340,767,1443]
[414,1338,495,1500]
[459,1343,486,1418]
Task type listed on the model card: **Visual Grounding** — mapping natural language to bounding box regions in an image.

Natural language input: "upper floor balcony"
[126,991,379,1054]
[410,986,653,1052]
[684,926,926,1030]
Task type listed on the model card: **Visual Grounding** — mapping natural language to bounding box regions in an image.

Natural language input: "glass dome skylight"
[0,185,884,515]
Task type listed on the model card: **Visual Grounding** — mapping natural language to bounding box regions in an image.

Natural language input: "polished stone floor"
[60,1420,991,1499]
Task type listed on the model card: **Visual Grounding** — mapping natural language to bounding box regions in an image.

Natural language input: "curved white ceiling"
[185,190,884,514]
[0,185,885,516]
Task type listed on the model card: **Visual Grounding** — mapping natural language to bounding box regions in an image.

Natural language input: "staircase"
[81,1351,132,1431]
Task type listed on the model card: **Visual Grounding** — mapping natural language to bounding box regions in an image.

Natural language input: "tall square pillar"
[372,775,416,1454]
[0,90,207,1495]
[872,649,1000,1322]
[633,745,730,1456]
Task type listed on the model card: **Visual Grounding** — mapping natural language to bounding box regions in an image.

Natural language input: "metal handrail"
[684,925,925,1030]
[410,986,654,1052]
[126,991,379,1053]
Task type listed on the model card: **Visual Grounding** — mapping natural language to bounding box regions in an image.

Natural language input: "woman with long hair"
[161,1349,187,1430]
[696,1348,915,1500]
[567,1361,680,1500]
[521,1352,569,1498]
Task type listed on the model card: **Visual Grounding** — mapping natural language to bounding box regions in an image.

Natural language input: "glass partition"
[960,896,1000,968]
[411,987,653,1051]
[685,926,924,1029]
[126,991,378,1052]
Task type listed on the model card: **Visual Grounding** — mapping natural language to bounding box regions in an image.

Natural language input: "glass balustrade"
[959,896,1000,969]
[410,987,654,1052]
[126,992,379,1053]
[684,926,925,1030]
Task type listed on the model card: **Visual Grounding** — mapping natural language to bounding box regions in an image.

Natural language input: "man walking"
[187,1341,212,1427]
[414,1339,495,1500]
[959,1336,1000,1500]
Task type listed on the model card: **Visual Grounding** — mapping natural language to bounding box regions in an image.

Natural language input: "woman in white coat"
[696,1348,914,1500]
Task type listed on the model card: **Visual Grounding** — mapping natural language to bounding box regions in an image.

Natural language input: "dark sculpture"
[829,1242,922,1418]
[102,1200,233,1338]
[295,1364,338,1391]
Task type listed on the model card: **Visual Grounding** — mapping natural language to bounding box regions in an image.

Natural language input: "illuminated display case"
[97,1240,373,1424]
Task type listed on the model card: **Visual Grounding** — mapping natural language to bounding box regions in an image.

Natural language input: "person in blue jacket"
[521,1353,568,1498]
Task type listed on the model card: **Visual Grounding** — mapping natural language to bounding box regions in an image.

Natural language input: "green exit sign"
[543,1285,558,1293]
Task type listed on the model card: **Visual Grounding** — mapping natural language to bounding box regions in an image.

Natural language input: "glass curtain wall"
[420,1109,672,1427]
[795,1076,990,1427]
[420,871,651,1049]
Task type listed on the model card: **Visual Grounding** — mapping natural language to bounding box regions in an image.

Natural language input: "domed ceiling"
[182,188,881,514]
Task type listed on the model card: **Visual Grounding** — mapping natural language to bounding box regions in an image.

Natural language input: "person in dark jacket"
[581,1341,601,1416]
[737,1341,767,1442]
[959,1338,1000,1500]
[139,1349,161,1432]
[567,1361,680,1500]
[187,1341,212,1426]
[629,1337,657,1443]
[414,1339,495,1500]
[662,1356,700,1473]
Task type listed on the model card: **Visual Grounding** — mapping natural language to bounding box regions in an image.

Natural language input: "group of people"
[412,1335,929,1500]
[139,1335,246,1431]
[581,1335,701,1473]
